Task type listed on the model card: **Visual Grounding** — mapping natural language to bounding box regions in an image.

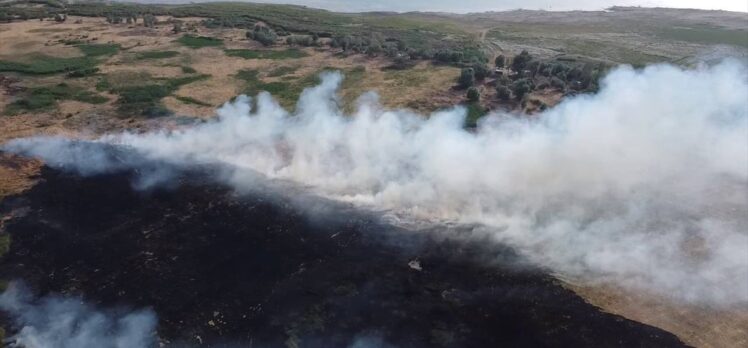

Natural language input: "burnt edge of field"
[0,153,689,347]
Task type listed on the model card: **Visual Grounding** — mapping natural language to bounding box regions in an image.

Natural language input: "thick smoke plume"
[4,62,747,306]
[0,282,157,347]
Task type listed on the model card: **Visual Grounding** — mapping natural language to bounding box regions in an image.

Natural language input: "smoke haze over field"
[4,62,748,307]
[0,282,157,348]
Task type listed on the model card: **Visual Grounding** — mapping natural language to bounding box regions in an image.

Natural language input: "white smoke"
[4,62,748,306]
[0,282,158,348]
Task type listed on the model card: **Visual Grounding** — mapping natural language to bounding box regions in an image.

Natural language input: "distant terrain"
[0,1,747,347]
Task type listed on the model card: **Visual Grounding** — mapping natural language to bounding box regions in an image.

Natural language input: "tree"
[143,14,156,28]
[458,67,475,88]
[511,50,532,72]
[550,76,566,90]
[511,78,533,99]
[472,61,490,80]
[466,87,480,102]
[496,85,511,101]
[495,54,505,68]
[172,21,183,34]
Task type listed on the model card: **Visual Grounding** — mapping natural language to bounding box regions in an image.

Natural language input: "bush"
[247,24,277,46]
[458,67,475,88]
[466,87,480,102]
[286,35,314,46]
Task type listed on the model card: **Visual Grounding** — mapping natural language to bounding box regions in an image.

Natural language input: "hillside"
[0,1,747,347]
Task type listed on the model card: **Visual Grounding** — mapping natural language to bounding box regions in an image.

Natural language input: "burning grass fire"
[0,61,745,347]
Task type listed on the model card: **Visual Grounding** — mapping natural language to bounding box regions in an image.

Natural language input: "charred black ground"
[0,158,688,347]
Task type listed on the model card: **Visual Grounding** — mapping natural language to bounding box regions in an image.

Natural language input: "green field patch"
[108,74,210,116]
[0,55,98,75]
[177,35,224,49]
[181,66,197,74]
[136,50,181,60]
[235,66,365,110]
[224,49,309,60]
[235,68,313,108]
[76,43,120,57]
[4,83,108,115]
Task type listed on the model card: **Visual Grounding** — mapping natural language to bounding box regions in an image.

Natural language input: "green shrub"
[464,103,487,128]
[466,87,480,102]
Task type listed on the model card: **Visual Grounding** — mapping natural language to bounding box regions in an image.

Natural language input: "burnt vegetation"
[0,159,690,347]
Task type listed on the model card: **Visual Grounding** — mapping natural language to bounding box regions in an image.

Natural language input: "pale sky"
[137,0,748,12]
